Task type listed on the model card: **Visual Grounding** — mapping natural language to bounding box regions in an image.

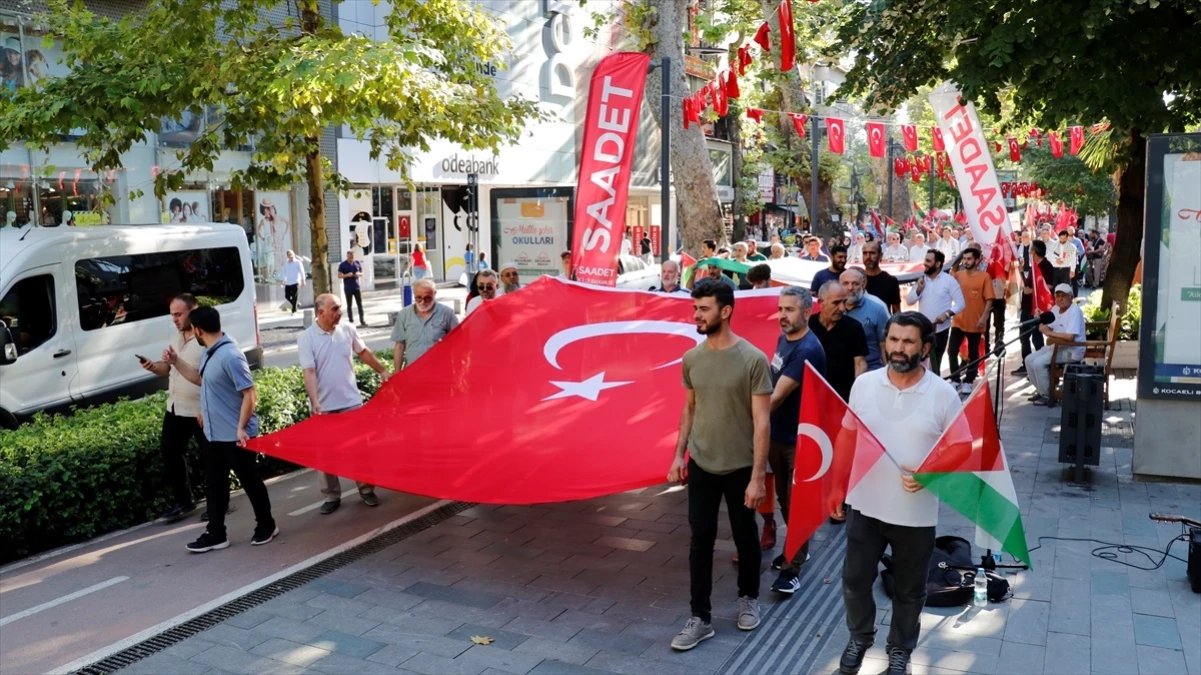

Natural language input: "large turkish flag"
[248,278,785,504]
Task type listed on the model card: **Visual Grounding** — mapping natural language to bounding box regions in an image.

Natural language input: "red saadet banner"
[248,279,786,504]
[571,53,650,286]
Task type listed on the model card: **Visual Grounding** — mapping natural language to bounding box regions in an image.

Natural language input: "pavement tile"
[1002,598,1050,646]
[364,633,472,660]
[308,578,371,598]
[567,628,655,656]
[502,616,584,642]
[253,615,328,643]
[260,600,324,622]
[917,631,1004,657]
[910,644,999,674]
[527,575,601,596]
[399,651,487,675]
[405,581,506,609]
[361,589,426,612]
[224,608,274,630]
[1131,588,1176,618]
[1089,627,1139,674]
[406,598,516,628]
[527,660,608,674]
[1091,570,1130,597]
[362,644,421,667]
[452,579,551,604]
[198,623,273,651]
[552,609,632,633]
[995,640,1045,675]
[582,650,692,674]
[189,643,287,673]
[310,629,388,659]
[1042,632,1091,674]
[305,592,378,616]
[120,653,213,675]
[510,637,600,665]
[310,651,406,674]
[1133,613,1183,649]
[249,637,331,667]
[444,623,532,651]
[453,644,545,674]
[491,597,569,622]
[159,637,221,661]
[1048,577,1091,636]
[304,609,383,636]
[1137,645,1190,675]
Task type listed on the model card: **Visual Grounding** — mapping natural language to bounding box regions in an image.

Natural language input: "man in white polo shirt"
[1023,283,1086,407]
[905,249,965,377]
[298,293,391,514]
[828,311,962,675]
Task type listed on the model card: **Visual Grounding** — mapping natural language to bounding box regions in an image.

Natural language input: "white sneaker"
[736,596,760,631]
[670,616,715,650]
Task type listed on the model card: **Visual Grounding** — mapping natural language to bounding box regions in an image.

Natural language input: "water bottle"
[973,567,988,607]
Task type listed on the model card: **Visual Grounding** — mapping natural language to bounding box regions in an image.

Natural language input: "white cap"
[500,261,519,273]
[1053,283,1073,296]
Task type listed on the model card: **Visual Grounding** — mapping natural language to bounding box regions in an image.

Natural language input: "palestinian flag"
[680,252,698,288]
[912,200,928,225]
[914,382,1032,567]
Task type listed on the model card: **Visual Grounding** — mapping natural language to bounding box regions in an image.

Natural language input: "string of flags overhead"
[682,0,1110,166]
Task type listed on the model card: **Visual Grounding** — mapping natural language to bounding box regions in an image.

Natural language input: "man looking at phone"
[141,293,204,523]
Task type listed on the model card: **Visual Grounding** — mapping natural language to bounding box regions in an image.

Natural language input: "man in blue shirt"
[169,306,277,552]
[809,245,848,294]
[767,287,827,595]
[337,250,366,327]
[840,268,890,371]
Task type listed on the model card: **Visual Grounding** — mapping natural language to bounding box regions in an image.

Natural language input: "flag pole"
[659,56,671,264]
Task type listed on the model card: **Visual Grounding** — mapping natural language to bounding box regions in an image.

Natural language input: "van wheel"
[0,408,17,430]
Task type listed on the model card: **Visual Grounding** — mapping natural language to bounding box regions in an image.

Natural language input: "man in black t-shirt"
[861,241,901,314]
[1015,239,1056,374]
[808,281,868,401]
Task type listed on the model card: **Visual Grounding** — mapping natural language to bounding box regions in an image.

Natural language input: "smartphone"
[135,354,150,364]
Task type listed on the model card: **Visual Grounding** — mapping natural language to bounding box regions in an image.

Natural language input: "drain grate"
[73,500,473,675]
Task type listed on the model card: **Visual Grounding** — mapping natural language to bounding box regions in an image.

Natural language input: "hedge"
[0,354,393,564]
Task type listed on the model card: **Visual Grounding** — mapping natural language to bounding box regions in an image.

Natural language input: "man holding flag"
[1014,240,1055,375]
[827,312,962,675]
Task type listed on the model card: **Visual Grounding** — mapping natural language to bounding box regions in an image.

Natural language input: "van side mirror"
[0,324,16,365]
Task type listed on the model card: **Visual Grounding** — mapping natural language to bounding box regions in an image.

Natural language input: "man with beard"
[840,268,890,371]
[809,281,868,401]
[465,269,499,316]
[947,247,994,394]
[827,312,962,675]
[906,249,964,377]
[498,262,523,294]
[668,280,772,651]
[766,287,827,595]
[1023,283,1086,406]
[810,245,848,294]
[861,241,901,314]
[651,259,688,294]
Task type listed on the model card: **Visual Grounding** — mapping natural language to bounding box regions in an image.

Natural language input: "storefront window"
[0,164,33,227]
[490,187,573,280]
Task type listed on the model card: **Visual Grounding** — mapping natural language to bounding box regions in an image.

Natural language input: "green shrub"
[0,352,394,563]
[1082,284,1141,341]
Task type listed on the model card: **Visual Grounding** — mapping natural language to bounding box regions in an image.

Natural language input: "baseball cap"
[1053,283,1073,296]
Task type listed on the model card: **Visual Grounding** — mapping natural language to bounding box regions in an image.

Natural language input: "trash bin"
[1059,363,1104,481]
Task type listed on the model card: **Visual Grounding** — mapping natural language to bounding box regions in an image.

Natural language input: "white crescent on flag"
[796,422,834,482]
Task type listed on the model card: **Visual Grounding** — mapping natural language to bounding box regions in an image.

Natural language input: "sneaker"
[186,531,229,553]
[251,525,279,546]
[771,553,787,570]
[884,647,910,675]
[160,503,197,524]
[771,569,801,595]
[319,499,341,515]
[1031,395,1054,407]
[760,518,777,550]
[1010,366,1027,376]
[839,638,871,674]
[670,616,715,651]
[736,596,760,631]
[360,492,379,507]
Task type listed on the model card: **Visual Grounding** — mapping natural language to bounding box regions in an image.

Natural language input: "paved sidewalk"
[108,362,1198,674]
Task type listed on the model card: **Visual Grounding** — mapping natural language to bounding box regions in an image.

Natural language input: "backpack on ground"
[880,535,1012,607]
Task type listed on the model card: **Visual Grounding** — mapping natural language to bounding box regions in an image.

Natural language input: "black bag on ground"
[880,535,1012,607]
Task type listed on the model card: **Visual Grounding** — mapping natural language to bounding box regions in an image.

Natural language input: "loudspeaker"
[1189,527,1201,593]
[1059,364,1103,466]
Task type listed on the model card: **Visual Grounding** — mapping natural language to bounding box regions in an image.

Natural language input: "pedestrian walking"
[337,249,366,327]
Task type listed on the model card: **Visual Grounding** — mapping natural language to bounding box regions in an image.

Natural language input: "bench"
[1048,302,1120,409]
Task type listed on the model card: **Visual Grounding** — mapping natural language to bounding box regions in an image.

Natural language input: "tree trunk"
[731,105,746,243]
[645,0,723,256]
[1102,130,1145,314]
[300,3,330,296]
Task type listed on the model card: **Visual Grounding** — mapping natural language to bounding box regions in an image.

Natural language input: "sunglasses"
[479,284,497,291]
[414,295,434,302]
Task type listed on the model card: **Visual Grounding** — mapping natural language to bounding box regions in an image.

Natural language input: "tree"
[831,0,1200,310]
[1021,146,1116,218]
[0,0,540,294]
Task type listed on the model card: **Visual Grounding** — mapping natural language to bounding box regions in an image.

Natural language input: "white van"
[0,224,262,428]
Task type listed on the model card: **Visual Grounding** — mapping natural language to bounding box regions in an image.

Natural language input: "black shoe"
[160,503,197,524]
[200,503,236,522]
[251,525,279,546]
[839,639,871,674]
[319,499,341,515]
[186,531,230,553]
[360,492,379,507]
[770,569,801,595]
[771,553,787,570]
[882,647,910,675]
[1011,367,1027,376]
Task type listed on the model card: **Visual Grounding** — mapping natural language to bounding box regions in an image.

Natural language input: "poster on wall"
[162,191,210,224]
[1139,133,1201,400]
[255,191,292,283]
[493,190,571,279]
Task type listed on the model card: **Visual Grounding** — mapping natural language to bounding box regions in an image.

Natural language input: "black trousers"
[688,459,760,622]
[1019,305,1045,360]
[929,328,950,377]
[204,440,275,540]
[947,328,983,384]
[344,288,365,324]
[159,411,203,508]
[985,299,1005,356]
[843,509,936,654]
[284,284,299,313]
[768,440,809,569]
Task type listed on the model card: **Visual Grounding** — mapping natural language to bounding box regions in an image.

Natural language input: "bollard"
[402,273,413,307]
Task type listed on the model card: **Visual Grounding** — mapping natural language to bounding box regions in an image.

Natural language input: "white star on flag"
[543,372,633,402]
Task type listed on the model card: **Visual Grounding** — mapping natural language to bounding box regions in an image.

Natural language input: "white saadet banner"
[928,89,1013,248]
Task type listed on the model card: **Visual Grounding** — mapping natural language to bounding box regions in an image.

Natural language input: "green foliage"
[1021,145,1116,217]
[0,353,393,563]
[1082,284,1141,341]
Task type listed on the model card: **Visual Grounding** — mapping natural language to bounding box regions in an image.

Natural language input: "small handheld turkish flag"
[826,117,845,154]
[901,124,918,152]
[1069,126,1084,155]
[931,126,945,152]
[866,122,886,158]
[1007,136,1022,162]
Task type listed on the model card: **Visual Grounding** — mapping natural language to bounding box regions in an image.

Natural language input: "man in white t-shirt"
[935,226,961,260]
[907,232,928,263]
[1023,284,1086,406]
[828,311,962,675]
[465,269,499,316]
[280,250,305,314]
[298,293,391,514]
[881,232,908,263]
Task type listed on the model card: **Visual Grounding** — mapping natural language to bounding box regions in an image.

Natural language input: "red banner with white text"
[571,52,650,286]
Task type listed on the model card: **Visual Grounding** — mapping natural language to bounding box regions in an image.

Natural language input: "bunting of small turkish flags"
[931,126,945,152]
[747,107,764,123]
[682,98,699,129]
[789,113,808,138]
[935,151,948,173]
[724,69,740,99]
[1048,130,1064,158]
[826,117,845,154]
[901,124,918,152]
[1007,136,1021,162]
[1069,126,1084,155]
[738,45,753,75]
[753,22,771,52]
[866,121,886,158]
[1029,128,1043,147]
[777,0,795,72]
[710,80,728,117]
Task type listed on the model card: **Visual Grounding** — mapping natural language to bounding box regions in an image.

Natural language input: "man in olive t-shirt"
[667,279,773,652]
